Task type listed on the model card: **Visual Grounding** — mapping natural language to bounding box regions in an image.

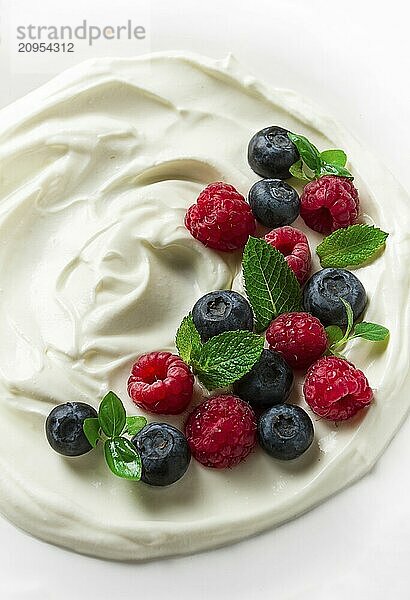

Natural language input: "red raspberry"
[303,356,373,421]
[185,182,256,251]
[127,352,194,415]
[185,395,257,468]
[266,312,327,369]
[264,226,311,284]
[300,176,359,234]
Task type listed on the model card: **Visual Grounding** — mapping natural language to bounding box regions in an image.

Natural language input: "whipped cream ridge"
[0,52,408,561]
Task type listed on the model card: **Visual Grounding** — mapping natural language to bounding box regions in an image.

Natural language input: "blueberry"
[132,423,191,486]
[233,349,293,410]
[192,290,254,341]
[303,268,367,327]
[258,404,314,460]
[46,402,98,457]
[248,179,300,228]
[248,126,299,180]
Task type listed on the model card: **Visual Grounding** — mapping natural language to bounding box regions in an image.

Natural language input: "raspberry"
[266,312,327,369]
[303,356,373,421]
[300,176,359,234]
[185,182,256,251]
[127,352,194,415]
[185,395,257,468]
[264,226,311,284]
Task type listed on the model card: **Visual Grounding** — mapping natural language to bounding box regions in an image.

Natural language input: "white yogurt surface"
[0,52,408,560]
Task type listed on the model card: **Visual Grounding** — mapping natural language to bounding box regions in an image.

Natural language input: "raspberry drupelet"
[127,352,194,415]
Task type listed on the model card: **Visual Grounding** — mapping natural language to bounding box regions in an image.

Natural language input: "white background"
[0,0,409,598]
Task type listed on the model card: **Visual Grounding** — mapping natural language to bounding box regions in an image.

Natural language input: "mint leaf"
[320,149,347,167]
[242,237,301,332]
[316,224,388,268]
[193,330,264,390]
[319,162,354,179]
[340,298,354,337]
[288,132,321,172]
[176,314,202,364]
[352,322,389,342]
[104,437,142,480]
[126,415,147,436]
[325,325,344,346]
[289,159,311,181]
[83,417,100,448]
[98,391,126,438]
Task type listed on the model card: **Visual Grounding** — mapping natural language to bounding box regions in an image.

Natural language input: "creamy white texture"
[0,53,408,561]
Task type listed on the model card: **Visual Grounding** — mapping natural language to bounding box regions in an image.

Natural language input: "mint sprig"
[242,237,301,332]
[83,392,147,481]
[288,132,353,181]
[326,300,389,356]
[175,317,264,390]
[316,224,388,268]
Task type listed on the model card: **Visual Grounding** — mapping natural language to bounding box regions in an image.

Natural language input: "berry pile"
[46,123,389,489]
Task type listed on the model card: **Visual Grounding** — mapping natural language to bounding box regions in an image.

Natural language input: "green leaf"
[193,330,264,390]
[176,314,202,364]
[126,415,148,436]
[352,322,390,342]
[320,149,347,167]
[325,325,344,346]
[98,391,126,438]
[316,224,389,268]
[289,159,311,181]
[83,417,100,448]
[242,237,301,332]
[319,162,354,179]
[288,132,321,173]
[104,437,142,481]
[340,298,354,337]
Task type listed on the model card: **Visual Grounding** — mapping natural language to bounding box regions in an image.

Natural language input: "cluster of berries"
[127,271,370,474]
[45,124,377,488]
[185,126,359,282]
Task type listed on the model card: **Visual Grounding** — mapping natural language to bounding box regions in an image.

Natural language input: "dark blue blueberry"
[233,349,293,410]
[192,290,254,341]
[46,402,98,457]
[132,423,191,486]
[248,126,299,180]
[303,268,367,327]
[258,404,314,460]
[248,179,300,228]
